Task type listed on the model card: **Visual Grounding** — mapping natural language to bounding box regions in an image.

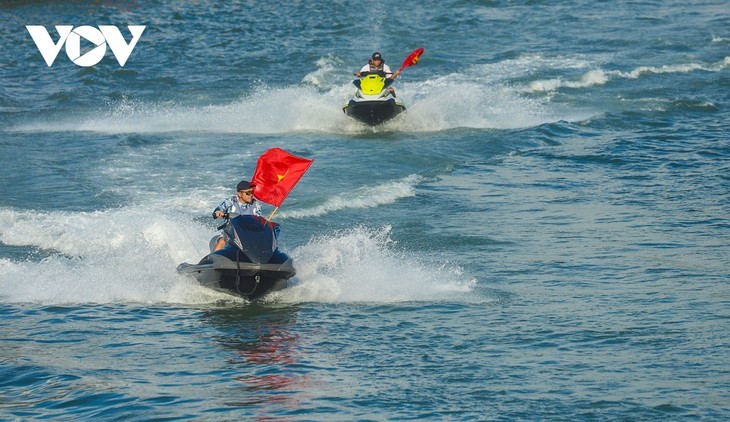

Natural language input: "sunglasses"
[239,190,254,196]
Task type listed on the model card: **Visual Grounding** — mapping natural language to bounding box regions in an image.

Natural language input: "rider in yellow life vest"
[355,52,402,97]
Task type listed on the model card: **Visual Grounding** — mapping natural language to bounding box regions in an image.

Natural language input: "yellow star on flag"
[277,169,289,183]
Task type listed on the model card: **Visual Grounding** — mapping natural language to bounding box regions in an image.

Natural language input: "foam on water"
[119,175,424,221]
[13,85,347,134]
[280,174,422,219]
[10,57,590,135]
[524,57,729,92]
[2,1,729,418]
[300,55,346,88]
[0,174,477,305]
[527,69,611,92]
[0,207,232,305]
[272,225,478,304]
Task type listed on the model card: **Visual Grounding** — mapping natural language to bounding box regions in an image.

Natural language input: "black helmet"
[371,52,383,62]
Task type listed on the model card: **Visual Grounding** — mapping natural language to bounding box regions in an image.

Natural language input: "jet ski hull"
[343,98,405,126]
[177,248,295,301]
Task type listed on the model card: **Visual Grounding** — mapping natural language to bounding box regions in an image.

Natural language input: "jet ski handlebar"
[357,70,388,78]
[213,212,231,230]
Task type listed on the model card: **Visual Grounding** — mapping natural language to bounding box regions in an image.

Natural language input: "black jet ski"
[177,214,295,300]
[343,71,405,126]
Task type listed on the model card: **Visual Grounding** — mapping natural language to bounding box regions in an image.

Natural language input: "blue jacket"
[214,195,280,238]
[214,195,262,218]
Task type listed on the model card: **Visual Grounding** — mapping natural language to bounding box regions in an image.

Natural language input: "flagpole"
[267,206,280,221]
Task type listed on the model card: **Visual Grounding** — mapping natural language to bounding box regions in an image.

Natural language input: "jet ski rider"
[355,52,402,97]
[211,180,262,251]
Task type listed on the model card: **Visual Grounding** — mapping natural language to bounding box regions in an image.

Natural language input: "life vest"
[368,59,385,72]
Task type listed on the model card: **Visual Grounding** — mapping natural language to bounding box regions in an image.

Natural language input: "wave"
[11,85,349,134]
[5,53,726,133]
[280,174,422,219]
[526,69,610,92]
[524,58,729,93]
[300,54,346,88]
[0,173,444,306]
[9,55,587,134]
[0,206,481,305]
[10,84,565,134]
[0,207,236,305]
[269,226,479,304]
[0,205,175,305]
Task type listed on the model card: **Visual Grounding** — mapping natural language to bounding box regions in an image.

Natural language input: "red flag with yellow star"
[398,47,424,72]
[251,148,314,208]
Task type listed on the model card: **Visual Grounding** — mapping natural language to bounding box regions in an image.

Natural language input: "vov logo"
[26,25,146,67]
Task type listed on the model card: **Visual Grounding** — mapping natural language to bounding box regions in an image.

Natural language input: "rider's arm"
[384,64,400,79]
[356,64,369,77]
[213,197,233,218]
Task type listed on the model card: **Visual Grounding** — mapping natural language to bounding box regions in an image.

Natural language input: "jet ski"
[343,71,405,126]
[177,214,295,300]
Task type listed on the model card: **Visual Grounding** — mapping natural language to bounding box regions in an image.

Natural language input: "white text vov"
[26,25,146,67]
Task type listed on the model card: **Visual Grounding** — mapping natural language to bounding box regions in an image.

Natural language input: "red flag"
[398,47,424,71]
[251,148,314,207]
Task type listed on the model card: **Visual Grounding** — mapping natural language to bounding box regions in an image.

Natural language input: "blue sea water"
[1,0,729,419]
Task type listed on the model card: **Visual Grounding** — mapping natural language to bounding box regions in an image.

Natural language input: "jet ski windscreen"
[230,215,277,263]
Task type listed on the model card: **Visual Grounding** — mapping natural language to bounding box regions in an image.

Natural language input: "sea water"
[1,0,728,419]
